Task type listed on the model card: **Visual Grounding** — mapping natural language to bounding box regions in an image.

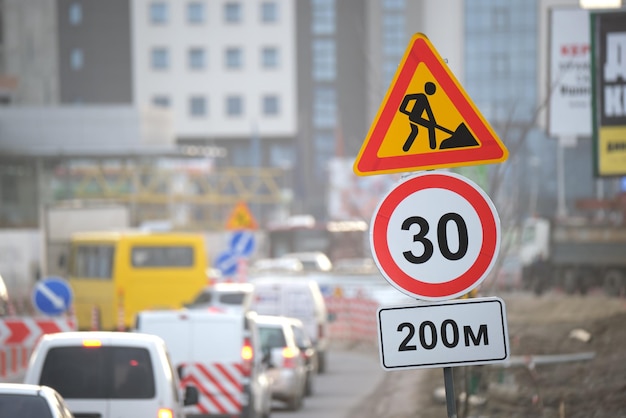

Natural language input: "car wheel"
[286,393,303,411]
[317,351,326,374]
[305,371,314,397]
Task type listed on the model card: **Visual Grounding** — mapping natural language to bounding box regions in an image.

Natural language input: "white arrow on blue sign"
[32,277,73,316]
[229,230,255,258]
[214,250,239,277]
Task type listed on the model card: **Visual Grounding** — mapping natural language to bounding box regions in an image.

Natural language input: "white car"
[284,317,318,397]
[0,383,74,418]
[23,331,198,418]
[185,282,254,313]
[256,315,308,411]
[249,277,331,373]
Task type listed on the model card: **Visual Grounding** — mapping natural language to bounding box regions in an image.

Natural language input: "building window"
[224,2,242,23]
[69,3,82,25]
[260,1,278,23]
[314,131,335,178]
[312,39,336,81]
[312,0,335,35]
[383,14,405,56]
[313,87,336,128]
[152,95,170,108]
[187,2,205,23]
[262,95,279,116]
[261,47,278,69]
[70,49,84,70]
[225,47,243,69]
[149,2,168,24]
[383,0,405,11]
[189,96,207,117]
[226,95,243,116]
[151,47,169,70]
[188,48,206,70]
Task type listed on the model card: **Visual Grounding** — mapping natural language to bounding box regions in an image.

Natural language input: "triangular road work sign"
[226,201,258,230]
[354,33,508,176]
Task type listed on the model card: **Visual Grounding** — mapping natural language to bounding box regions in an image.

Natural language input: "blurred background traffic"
[1,0,626,416]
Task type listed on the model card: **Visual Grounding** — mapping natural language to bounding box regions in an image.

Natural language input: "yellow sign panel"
[598,127,626,176]
[354,33,508,176]
[226,201,258,230]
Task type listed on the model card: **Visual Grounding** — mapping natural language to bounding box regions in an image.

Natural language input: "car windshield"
[39,346,155,399]
[0,393,54,418]
[259,326,286,349]
[218,292,247,304]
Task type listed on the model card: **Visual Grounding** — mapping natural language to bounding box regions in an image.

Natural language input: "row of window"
[68,1,279,26]
[149,1,278,25]
[150,46,280,71]
[69,47,280,72]
[153,94,281,118]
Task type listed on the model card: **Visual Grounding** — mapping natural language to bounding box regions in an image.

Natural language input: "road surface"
[270,348,386,418]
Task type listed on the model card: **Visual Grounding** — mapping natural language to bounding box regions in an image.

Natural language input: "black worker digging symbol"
[399,81,479,152]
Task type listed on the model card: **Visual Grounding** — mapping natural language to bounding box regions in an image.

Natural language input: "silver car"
[256,315,308,411]
[0,383,74,418]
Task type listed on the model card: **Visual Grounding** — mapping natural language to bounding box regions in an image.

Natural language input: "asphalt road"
[270,348,386,418]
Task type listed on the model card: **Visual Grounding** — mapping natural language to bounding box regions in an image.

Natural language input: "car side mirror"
[177,365,184,379]
[183,385,199,406]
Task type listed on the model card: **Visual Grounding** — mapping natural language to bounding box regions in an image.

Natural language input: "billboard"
[548,7,592,138]
[591,10,626,177]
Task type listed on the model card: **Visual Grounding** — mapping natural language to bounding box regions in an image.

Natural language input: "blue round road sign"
[215,250,238,277]
[32,277,73,316]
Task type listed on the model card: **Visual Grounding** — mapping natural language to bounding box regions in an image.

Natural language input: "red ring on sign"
[371,173,498,299]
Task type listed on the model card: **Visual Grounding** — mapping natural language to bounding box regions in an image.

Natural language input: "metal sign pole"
[443,367,457,418]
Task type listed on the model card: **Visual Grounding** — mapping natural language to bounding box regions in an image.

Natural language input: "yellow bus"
[67,230,208,330]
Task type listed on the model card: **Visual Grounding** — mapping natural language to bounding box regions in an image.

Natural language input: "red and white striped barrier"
[179,362,246,416]
[0,316,77,379]
[325,295,379,344]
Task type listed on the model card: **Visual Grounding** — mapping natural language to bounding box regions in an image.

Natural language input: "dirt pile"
[350,292,626,418]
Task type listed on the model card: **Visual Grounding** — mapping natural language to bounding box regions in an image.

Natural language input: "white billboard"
[548,7,592,137]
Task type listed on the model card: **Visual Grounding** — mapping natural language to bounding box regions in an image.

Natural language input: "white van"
[135,309,272,418]
[23,331,198,418]
[248,277,330,373]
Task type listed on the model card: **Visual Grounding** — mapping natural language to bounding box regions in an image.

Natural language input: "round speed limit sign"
[370,171,501,301]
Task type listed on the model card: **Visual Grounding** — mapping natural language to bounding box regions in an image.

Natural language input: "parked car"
[284,317,318,397]
[251,258,304,275]
[255,315,308,411]
[249,277,331,373]
[281,252,333,273]
[135,309,272,418]
[0,383,74,418]
[185,282,254,313]
[23,331,198,418]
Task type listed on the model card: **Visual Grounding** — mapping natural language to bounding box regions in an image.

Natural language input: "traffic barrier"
[179,362,245,416]
[0,316,77,379]
[117,304,125,331]
[325,294,378,345]
[91,306,100,331]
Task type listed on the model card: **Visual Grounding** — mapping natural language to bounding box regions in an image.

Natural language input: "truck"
[134,309,272,418]
[520,216,626,296]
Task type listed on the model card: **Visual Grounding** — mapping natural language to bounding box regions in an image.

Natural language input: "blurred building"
[1,0,618,230]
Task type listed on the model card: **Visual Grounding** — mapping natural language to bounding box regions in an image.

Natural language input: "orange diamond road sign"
[354,33,508,176]
[226,201,258,230]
